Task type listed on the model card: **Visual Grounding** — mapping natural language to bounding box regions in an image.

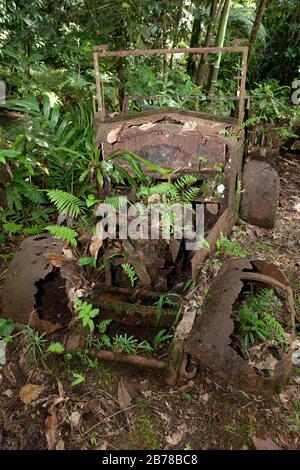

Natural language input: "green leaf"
[71,372,86,387]
[46,342,64,354]
[3,221,23,234]
[45,225,78,247]
[153,329,173,348]
[0,317,16,338]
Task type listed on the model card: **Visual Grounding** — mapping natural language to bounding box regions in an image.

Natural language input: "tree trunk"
[248,0,268,55]
[162,14,168,74]
[209,0,231,94]
[169,0,184,69]
[186,15,202,78]
[196,0,219,85]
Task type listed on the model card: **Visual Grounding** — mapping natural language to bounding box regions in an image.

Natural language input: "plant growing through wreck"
[121,263,138,287]
[215,233,247,258]
[23,326,47,364]
[236,288,287,348]
[45,224,78,247]
[0,317,16,343]
[73,298,100,332]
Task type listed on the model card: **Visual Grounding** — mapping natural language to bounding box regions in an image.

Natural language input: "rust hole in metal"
[34,269,71,326]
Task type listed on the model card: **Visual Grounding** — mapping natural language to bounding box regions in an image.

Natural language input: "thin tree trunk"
[248,0,268,55]
[162,14,168,74]
[196,0,219,85]
[169,0,183,69]
[186,14,202,78]
[209,0,231,94]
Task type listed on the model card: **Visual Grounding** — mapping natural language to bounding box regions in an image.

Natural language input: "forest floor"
[0,153,299,451]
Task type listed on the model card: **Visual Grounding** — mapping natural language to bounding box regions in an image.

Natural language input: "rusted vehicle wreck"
[2,45,296,394]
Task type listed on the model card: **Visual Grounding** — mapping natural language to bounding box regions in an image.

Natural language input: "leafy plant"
[183,278,197,292]
[0,253,13,262]
[23,326,47,363]
[137,340,154,354]
[153,329,173,348]
[237,288,287,348]
[250,80,290,122]
[121,263,138,287]
[154,292,180,325]
[23,224,46,235]
[46,189,85,218]
[3,221,23,235]
[137,174,201,204]
[0,317,16,340]
[46,342,64,354]
[215,234,247,258]
[71,372,86,387]
[46,224,78,247]
[112,334,138,354]
[98,319,113,334]
[73,298,100,332]
[79,256,97,268]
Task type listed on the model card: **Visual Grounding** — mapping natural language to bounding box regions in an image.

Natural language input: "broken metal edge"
[186,258,296,395]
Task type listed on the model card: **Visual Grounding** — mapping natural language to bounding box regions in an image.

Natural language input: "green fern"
[137,182,179,199]
[121,263,138,287]
[173,175,198,191]
[103,196,129,210]
[46,225,78,247]
[3,221,23,235]
[47,189,84,218]
[183,186,201,203]
[23,224,46,235]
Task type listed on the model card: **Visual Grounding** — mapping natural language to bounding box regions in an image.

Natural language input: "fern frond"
[121,263,138,287]
[137,182,179,199]
[46,189,84,218]
[23,224,45,235]
[46,224,78,247]
[174,175,198,191]
[183,186,201,203]
[103,196,128,210]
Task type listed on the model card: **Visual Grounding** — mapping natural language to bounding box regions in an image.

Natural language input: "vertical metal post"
[238,48,248,125]
[93,50,104,115]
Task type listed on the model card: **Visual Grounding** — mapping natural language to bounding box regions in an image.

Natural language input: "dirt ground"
[0,154,299,451]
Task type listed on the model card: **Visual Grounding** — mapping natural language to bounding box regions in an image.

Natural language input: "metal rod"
[93,46,248,56]
[238,48,249,124]
[93,45,249,123]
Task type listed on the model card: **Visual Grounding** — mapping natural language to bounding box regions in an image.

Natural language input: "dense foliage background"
[0,0,299,234]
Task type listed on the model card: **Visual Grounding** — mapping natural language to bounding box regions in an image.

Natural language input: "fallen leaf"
[63,247,73,259]
[117,379,132,411]
[19,383,44,405]
[44,252,68,268]
[89,234,103,259]
[70,411,81,427]
[56,439,65,450]
[166,424,188,448]
[45,412,58,450]
[3,389,13,397]
[252,436,281,450]
[97,441,108,450]
[2,363,17,387]
[57,379,65,398]
[107,125,122,144]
